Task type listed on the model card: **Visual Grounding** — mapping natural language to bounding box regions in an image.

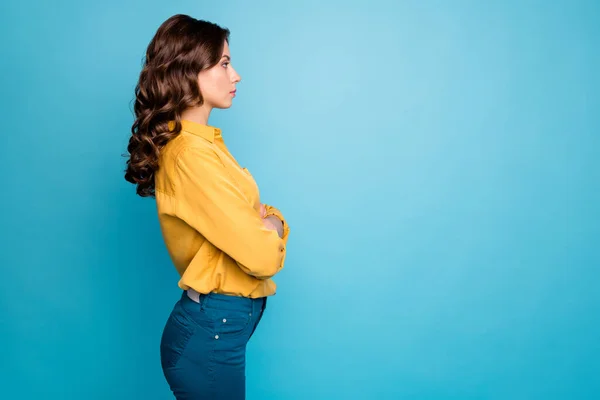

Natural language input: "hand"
[263,215,284,238]
[259,203,284,238]
[259,203,267,219]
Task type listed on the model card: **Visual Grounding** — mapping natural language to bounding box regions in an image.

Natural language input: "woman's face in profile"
[198,40,241,109]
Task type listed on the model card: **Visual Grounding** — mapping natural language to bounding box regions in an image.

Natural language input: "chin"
[216,100,233,109]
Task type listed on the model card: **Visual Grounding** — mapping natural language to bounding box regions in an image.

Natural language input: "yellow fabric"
[154,119,290,298]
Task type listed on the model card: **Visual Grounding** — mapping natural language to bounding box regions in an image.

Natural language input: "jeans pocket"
[160,305,196,370]
[211,309,252,338]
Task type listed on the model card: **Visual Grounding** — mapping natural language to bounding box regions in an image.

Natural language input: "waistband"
[185,288,265,313]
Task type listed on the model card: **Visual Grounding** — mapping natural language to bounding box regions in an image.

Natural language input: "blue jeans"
[160,290,267,399]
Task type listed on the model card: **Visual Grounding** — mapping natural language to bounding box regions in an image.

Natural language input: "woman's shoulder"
[156,133,217,195]
[162,131,215,163]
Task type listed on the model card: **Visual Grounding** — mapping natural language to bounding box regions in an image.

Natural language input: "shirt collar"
[171,119,222,143]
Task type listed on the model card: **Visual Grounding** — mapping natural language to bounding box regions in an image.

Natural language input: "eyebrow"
[222,55,231,60]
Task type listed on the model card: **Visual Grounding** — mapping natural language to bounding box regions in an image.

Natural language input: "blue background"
[1,0,599,398]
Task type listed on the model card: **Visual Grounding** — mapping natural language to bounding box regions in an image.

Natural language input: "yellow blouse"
[154,120,290,298]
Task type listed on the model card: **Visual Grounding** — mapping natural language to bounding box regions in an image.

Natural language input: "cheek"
[200,70,226,93]
[219,74,231,91]
[199,69,231,104]
[212,68,230,85]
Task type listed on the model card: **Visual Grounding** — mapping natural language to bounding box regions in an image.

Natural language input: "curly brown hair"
[124,14,230,197]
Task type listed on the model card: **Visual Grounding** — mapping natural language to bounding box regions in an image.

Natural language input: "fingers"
[260,203,267,219]
[262,218,276,230]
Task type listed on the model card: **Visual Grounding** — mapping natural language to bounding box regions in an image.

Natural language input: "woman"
[123,14,290,399]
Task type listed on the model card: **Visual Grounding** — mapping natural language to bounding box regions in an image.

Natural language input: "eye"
[222,62,230,68]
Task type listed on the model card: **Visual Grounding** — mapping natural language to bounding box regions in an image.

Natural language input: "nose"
[231,67,241,83]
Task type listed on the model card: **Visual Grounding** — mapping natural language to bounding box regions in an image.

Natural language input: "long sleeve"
[173,146,287,280]
[264,204,290,245]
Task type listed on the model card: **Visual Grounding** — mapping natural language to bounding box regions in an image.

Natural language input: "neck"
[181,104,212,126]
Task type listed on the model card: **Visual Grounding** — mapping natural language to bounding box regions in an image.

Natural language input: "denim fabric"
[160,290,267,399]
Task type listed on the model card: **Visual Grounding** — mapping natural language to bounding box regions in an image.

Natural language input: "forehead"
[221,40,230,56]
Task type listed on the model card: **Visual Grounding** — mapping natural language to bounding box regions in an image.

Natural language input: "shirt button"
[223,319,227,323]
[249,313,252,316]
[215,335,219,340]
